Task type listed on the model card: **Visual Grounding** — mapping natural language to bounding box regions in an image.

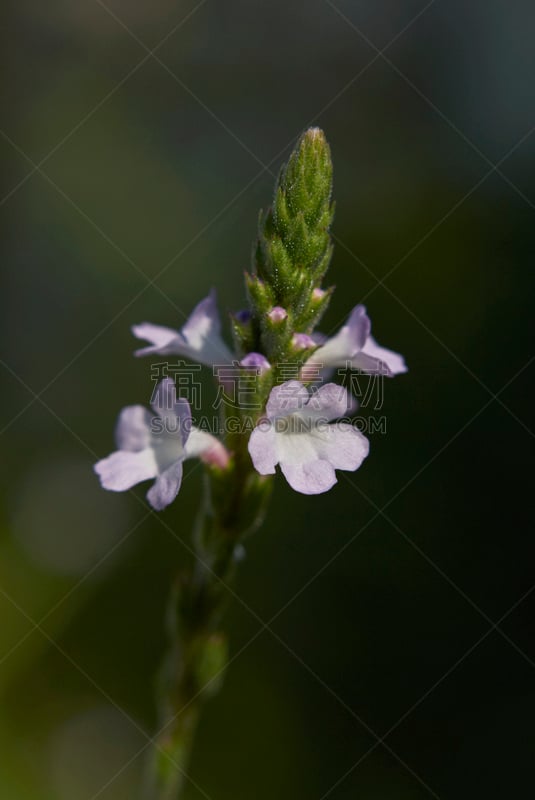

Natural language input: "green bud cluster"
[243,128,335,364]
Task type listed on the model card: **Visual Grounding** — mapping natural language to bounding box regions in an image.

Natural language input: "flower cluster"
[95,128,406,508]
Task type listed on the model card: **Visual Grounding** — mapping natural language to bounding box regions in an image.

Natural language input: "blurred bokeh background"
[1,1,534,797]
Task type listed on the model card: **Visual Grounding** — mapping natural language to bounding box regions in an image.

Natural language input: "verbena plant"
[95,128,406,799]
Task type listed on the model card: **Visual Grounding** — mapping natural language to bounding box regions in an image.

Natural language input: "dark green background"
[1,1,534,798]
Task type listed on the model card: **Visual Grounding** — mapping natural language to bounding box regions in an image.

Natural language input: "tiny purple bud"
[292,333,316,350]
[234,309,252,324]
[240,352,271,373]
[267,306,287,323]
[199,439,231,470]
[312,288,326,301]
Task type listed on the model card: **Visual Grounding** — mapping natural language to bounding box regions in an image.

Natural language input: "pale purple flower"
[94,379,229,511]
[248,381,369,495]
[132,290,234,366]
[304,304,407,377]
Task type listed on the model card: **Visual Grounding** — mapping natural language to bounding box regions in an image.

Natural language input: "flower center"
[274,415,316,435]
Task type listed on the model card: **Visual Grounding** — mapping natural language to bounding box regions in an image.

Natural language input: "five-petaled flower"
[94,378,229,510]
[248,381,369,494]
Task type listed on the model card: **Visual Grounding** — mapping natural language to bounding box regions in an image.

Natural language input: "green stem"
[147,436,272,800]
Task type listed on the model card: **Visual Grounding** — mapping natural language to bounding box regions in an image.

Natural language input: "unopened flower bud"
[198,438,231,470]
[240,352,271,373]
[268,306,288,323]
[292,333,316,350]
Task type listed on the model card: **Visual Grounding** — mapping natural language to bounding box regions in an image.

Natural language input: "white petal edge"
[132,291,234,365]
[248,424,278,475]
[181,290,234,364]
[94,449,157,492]
[115,405,153,451]
[301,383,354,421]
[132,322,185,357]
[266,381,310,420]
[151,378,192,447]
[309,305,371,368]
[360,335,407,375]
[309,423,369,471]
[146,460,184,511]
[280,459,337,495]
